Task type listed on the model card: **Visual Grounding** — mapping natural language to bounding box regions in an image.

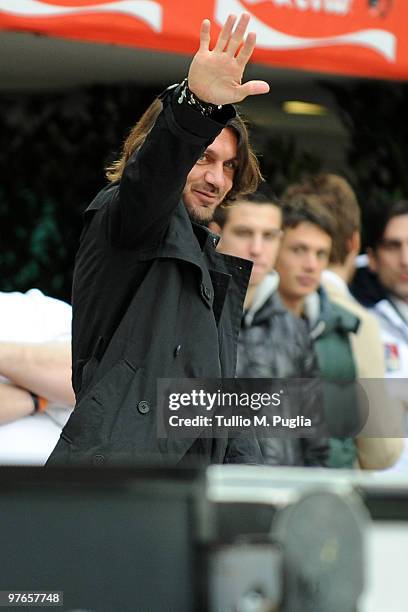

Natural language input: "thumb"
[237,80,270,101]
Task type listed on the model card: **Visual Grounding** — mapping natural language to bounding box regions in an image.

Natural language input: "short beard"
[186,207,213,227]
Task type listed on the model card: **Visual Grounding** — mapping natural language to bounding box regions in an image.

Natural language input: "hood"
[350,257,387,307]
[304,286,360,339]
[243,271,280,327]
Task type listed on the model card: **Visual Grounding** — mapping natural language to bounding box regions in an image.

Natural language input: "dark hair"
[365,199,408,250]
[283,174,360,264]
[106,93,262,204]
[281,194,335,239]
[213,186,281,228]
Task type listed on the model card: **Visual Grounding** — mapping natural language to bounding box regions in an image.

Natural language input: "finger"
[213,14,237,52]
[199,18,211,52]
[235,80,270,102]
[235,31,257,67]
[225,13,250,57]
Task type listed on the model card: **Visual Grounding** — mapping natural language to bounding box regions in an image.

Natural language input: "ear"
[366,247,378,273]
[208,221,222,235]
[348,231,361,256]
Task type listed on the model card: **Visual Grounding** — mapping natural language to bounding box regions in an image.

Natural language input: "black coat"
[236,287,328,467]
[47,89,263,467]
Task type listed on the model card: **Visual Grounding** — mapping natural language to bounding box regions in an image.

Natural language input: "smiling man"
[47,14,270,467]
[182,129,239,224]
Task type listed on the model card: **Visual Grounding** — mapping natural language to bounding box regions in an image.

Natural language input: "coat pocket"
[62,359,139,449]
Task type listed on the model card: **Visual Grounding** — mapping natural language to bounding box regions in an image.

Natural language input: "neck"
[328,251,356,284]
[278,292,304,317]
[244,284,257,310]
[327,264,349,283]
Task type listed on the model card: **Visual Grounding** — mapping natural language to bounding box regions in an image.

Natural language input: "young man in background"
[275,196,361,468]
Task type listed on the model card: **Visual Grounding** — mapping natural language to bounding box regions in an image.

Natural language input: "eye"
[233,228,252,238]
[197,153,209,163]
[382,241,401,252]
[224,160,238,171]
[264,230,281,241]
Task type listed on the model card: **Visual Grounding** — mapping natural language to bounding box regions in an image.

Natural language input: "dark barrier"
[1,466,408,612]
[0,467,203,612]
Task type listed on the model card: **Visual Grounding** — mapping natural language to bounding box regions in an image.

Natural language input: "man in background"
[275,196,362,468]
[211,191,328,467]
[352,199,408,470]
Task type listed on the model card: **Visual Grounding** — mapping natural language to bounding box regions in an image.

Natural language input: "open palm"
[188,13,270,106]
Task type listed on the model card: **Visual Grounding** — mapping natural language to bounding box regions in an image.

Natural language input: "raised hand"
[188,13,269,106]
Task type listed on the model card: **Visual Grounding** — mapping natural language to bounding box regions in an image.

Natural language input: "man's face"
[368,214,408,303]
[217,202,282,287]
[275,222,332,302]
[183,128,238,224]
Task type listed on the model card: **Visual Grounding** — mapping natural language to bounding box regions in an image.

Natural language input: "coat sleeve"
[109,91,235,249]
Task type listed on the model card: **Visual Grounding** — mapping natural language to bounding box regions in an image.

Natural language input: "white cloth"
[322,269,353,298]
[0,289,72,465]
[372,298,408,377]
[370,297,408,473]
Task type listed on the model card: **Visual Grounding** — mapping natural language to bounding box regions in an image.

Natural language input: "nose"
[249,234,263,257]
[204,162,226,191]
[401,243,408,267]
[303,252,318,271]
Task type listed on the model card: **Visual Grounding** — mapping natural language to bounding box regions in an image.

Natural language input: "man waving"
[48,14,270,466]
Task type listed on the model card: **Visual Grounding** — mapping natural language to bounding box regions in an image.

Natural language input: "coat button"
[93,454,105,466]
[174,344,182,357]
[201,284,212,301]
[137,400,150,414]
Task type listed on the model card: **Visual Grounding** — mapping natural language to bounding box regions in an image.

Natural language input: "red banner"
[0,0,406,80]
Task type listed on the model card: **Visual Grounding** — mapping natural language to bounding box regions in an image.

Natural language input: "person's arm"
[0,342,74,406]
[0,382,35,424]
[356,379,405,469]
[356,436,404,470]
[111,13,269,248]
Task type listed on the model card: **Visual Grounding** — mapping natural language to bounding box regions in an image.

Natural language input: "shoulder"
[327,298,360,333]
[85,182,118,215]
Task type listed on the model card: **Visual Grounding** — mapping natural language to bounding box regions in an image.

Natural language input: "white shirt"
[369,297,408,473]
[0,289,72,465]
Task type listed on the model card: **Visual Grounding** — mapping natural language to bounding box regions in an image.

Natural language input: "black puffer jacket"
[236,274,328,466]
